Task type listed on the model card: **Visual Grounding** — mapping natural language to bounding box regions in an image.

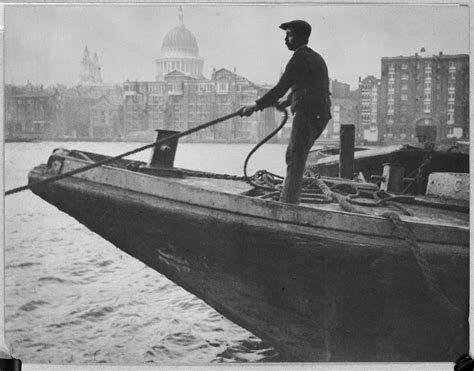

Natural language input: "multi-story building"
[379,48,469,143]
[330,79,351,98]
[89,96,122,139]
[316,79,358,142]
[5,83,63,140]
[59,94,98,138]
[321,97,358,142]
[358,76,380,143]
[122,8,277,142]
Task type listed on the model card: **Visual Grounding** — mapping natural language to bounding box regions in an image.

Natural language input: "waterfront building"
[314,79,358,142]
[321,97,358,142]
[5,83,62,141]
[379,48,469,143]
[122,8,277,142]
[89,96,122,139]
[59,94,98,138]
[358,76,380,143]
[330,79,351,99]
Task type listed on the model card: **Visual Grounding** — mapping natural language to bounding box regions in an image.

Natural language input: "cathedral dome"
[162,25,199,56]
[156,7,204,81]
[160,7,199,57]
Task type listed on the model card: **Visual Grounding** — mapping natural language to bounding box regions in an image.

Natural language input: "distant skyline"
[5,4,469,90]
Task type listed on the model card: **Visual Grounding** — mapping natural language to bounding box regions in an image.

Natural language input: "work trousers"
[279,112,328,204]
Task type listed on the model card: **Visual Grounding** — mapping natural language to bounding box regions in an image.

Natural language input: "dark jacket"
[255,46,331,119]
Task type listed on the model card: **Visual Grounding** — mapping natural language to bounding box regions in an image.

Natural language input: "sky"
[4,3,470,90]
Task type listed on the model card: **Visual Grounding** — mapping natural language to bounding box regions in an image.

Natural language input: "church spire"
[178,6,184,26]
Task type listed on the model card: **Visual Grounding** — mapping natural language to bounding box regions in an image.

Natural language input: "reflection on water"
[5,142,290,364]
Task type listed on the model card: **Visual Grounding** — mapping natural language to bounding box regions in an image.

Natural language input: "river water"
[5,141,292,365]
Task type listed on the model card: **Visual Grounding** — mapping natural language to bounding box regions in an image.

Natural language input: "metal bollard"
[148,129,180,168]
[380,163,406,193]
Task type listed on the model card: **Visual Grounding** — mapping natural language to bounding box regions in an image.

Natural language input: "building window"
[401,73,409,80]
[388,83,394,90]
[423,103,431,112]
[449,71,456,79]
[424,82,431,90]
[401,63,408,70]
[448,103,455,110]
[401,94,408,101]
[401,83,408,90]
[388,93,394,101]
[425,72,432,79]
[424,93,431,100]
[449,61,456,68]
[447,113,454,123]
[448,82,455,89]
[448,92,455,100]
[388,73,395,80]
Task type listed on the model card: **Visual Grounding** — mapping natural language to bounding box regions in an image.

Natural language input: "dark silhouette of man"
[241,20,331,204]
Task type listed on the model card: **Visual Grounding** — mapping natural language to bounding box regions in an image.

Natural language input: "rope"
[5,109,245,196]
[243,108,289,191]
[314,177,368,214]
[382,211,463,316]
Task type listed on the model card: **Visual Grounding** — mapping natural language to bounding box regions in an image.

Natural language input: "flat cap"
[279,20,311,39]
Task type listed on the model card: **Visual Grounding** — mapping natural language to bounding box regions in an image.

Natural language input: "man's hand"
[276,97,291,111]
[240,103,258,117]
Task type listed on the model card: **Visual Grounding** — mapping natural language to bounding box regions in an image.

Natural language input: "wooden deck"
[176,176,469,229]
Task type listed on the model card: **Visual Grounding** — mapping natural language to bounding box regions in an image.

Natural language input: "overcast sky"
[4,4,469,90]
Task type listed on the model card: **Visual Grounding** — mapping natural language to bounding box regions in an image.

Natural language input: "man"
[241,20,331,204]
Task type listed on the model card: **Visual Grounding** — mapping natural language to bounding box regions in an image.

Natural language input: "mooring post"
[148,129,180,168]
[339,124,355,179]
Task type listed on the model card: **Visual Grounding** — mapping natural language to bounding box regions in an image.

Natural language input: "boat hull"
[28,166,469,362]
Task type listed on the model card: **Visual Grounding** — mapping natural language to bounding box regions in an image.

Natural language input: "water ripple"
[19,300,49,312]
[78,306,116,321]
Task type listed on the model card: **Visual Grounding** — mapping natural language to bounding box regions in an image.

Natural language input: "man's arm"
[240,53,302,116]
[255,56,301,110]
